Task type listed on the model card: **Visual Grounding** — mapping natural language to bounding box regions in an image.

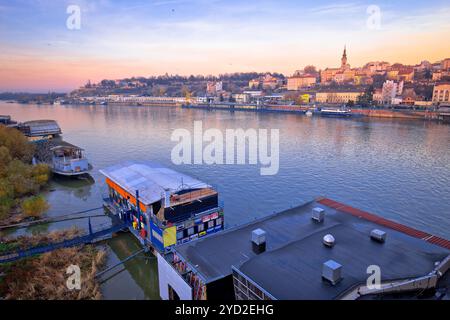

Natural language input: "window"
[197,223,204,232]
[207,220,215,229]
[187,227,194,236]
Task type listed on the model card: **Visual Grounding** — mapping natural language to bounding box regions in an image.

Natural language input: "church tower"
[341,46,348,69]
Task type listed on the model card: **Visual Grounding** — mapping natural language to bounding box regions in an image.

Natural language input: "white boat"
[50,145,93,176]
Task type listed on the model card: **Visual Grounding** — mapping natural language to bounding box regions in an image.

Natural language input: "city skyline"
[1,0,450,92]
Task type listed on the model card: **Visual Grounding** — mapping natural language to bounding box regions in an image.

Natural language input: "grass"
[0,229,107,300]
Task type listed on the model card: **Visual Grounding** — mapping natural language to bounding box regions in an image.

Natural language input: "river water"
[1,102,449,299]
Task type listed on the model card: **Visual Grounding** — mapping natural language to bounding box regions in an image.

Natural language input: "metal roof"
[173,198,449,299]
[99,161,211,205]
[22,120,61,136]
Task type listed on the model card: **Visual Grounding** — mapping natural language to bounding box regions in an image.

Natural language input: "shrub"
[0,125,35,162]
[21,196,49,218]
[31,164,50,186]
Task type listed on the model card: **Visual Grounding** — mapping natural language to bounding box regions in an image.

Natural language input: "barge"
[100,161,224,253]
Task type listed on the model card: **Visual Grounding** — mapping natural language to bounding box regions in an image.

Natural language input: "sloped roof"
[99,161,211,205]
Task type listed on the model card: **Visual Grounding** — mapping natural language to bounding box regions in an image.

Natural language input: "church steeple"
[341,45,348,69]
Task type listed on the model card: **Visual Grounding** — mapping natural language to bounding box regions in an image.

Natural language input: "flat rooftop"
[100,161,211,205]
[173,198,450,299]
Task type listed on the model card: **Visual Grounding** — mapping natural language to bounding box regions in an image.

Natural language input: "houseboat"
[100,161,224,253]
[0,115,17,126]
[50,144,93,176]
[16,119,62,141]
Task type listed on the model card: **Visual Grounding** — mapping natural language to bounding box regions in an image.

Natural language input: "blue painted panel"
[150,221,164,252]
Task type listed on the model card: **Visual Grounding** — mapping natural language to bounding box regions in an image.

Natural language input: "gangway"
[0,219,129,264]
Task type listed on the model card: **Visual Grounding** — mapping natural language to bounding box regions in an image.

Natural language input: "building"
[321,46,356,84]
[433,70,450,81]
[401,88,418,105]
[232,93,251,104]
[381,80,404,105]
[157,198,450,300]
[441,58,450,70]
[287,73,317,90]
[248,74,282,90]
[101,161,224,252]
[207,81,223,95]
[363,61,390,75]
[432,83,450,105]
[387,64,415,82]
[373,89,383,104]
[315,91,363,104]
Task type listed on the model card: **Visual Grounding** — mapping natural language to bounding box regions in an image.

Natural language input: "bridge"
[0,218,129,264]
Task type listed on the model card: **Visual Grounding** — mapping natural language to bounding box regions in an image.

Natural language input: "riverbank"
[182,103,445,121]
[0,228,106,299]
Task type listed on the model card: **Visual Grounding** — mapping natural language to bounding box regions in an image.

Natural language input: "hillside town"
[60,47,450,109]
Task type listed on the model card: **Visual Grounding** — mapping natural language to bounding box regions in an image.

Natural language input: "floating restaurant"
[50,143,92,176]
[16,119,62,141]
[157,197,450,300]
[100,161,224,253]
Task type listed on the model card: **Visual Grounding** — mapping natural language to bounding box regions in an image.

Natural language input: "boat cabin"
[50,145,91,176]
[100,161,224,253]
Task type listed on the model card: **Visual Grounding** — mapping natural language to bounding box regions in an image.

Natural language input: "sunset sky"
[1,0,449,92]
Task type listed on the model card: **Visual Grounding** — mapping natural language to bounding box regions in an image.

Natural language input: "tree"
[357,86,374,107]
[304,65,317,75]
[21,195,49,218]
[0,126,35,162]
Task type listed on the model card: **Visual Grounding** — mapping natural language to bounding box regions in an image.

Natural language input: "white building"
[381,80,404,105]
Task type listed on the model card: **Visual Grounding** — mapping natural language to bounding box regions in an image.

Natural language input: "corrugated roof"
[22,120,61,136]
[99,161,211,205]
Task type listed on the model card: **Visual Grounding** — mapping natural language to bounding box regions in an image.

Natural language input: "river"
[1,102,449,299]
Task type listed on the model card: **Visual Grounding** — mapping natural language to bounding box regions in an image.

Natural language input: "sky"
[0,0,449,92]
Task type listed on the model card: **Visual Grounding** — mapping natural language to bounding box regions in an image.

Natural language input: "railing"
[0,220,129,264]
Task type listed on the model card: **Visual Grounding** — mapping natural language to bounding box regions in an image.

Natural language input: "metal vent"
[322,260,342,285]
[370,229,387,243]
[251,228,266,254]
[323,234,335,247]
[312,207,325,222]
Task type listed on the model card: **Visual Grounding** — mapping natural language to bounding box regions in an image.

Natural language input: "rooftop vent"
[322,260,342,285]
[251,228,266,254]
[370,229,387,243]
[323,234,335,247]
[312,207,325,223]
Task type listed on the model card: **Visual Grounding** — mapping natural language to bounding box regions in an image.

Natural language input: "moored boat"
[101,161,225,252]
[316,106,353,117]
[50,144,93,176]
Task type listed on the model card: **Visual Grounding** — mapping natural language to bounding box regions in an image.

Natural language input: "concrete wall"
[157,252,192,300]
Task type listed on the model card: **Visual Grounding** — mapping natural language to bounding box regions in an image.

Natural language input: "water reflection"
[1,102,449,299]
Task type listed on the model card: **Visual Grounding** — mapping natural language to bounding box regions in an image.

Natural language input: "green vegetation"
[0,125,50,221]
[21,196,49,218]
